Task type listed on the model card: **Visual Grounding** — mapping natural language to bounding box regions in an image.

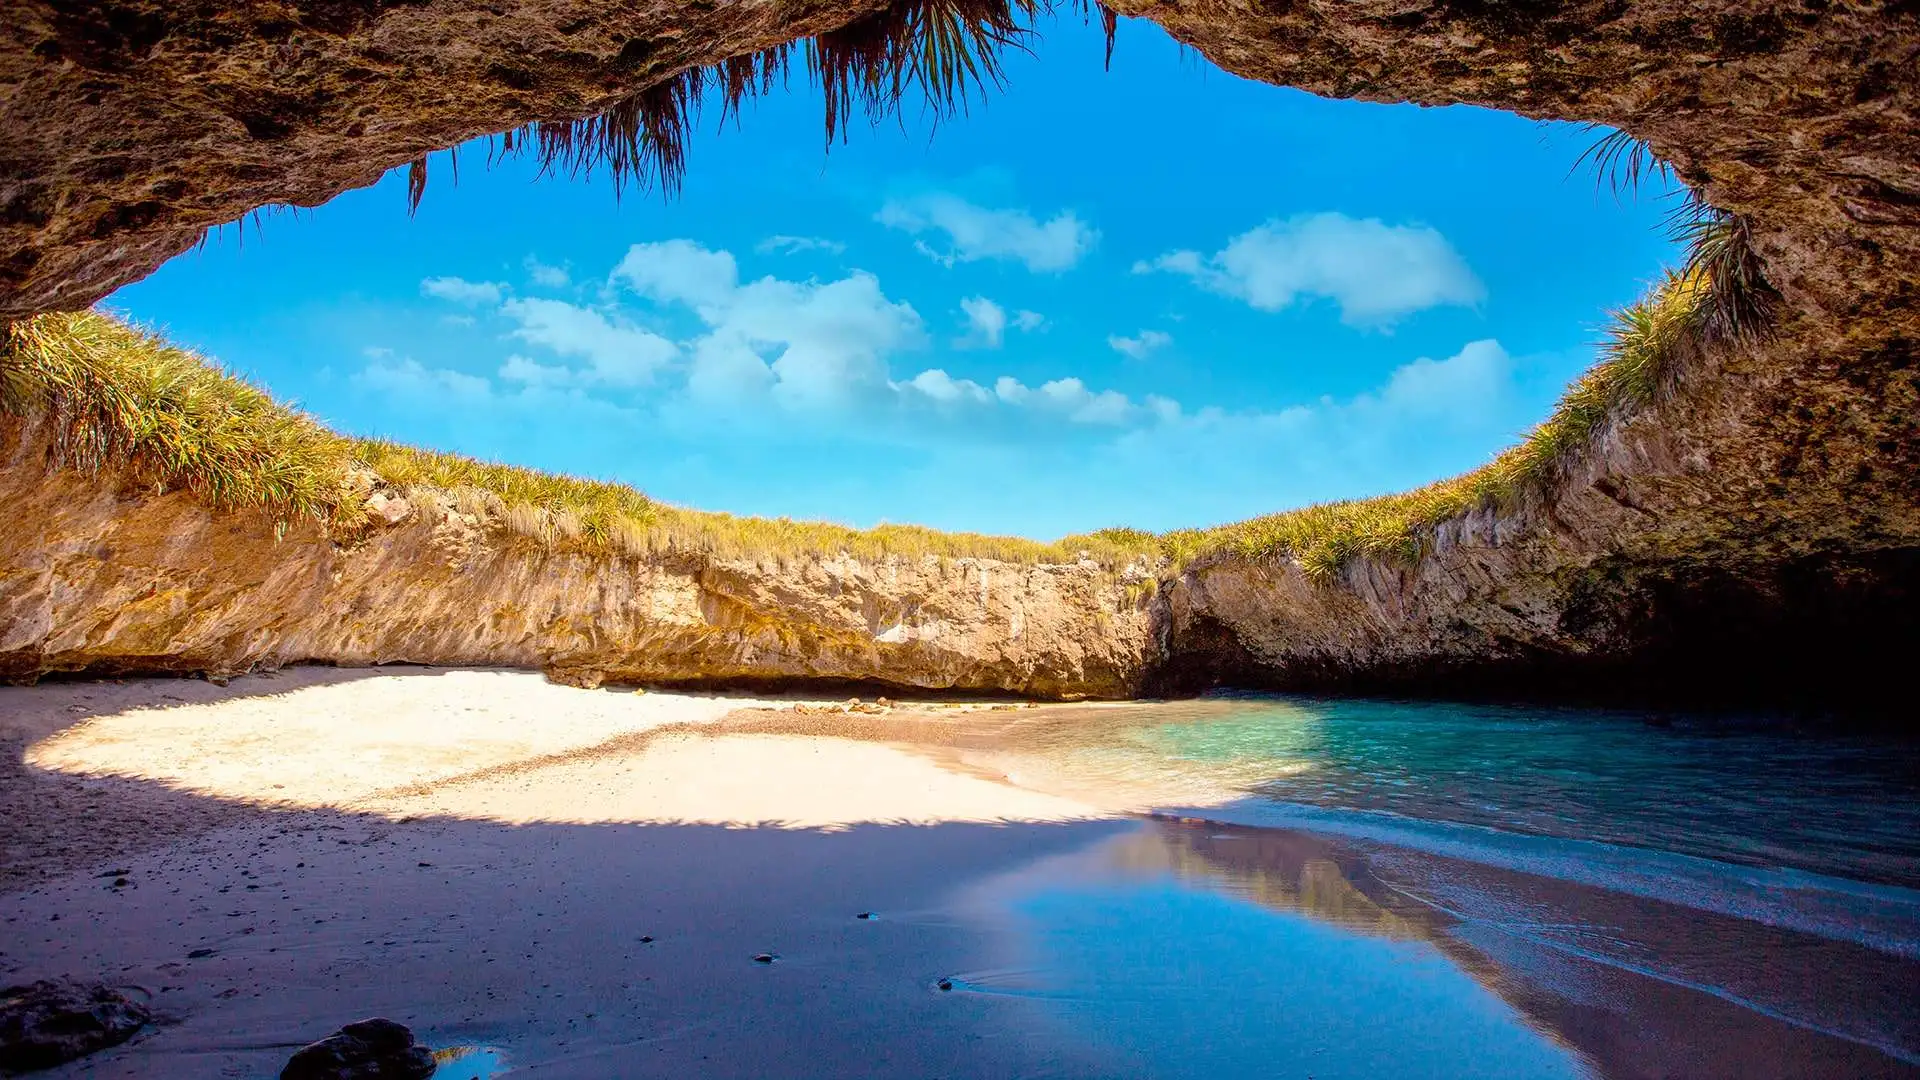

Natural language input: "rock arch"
[1,0,1916,708]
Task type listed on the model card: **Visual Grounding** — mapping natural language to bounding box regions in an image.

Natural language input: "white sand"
[15,668,1105,831]
[0,667,1135,1078]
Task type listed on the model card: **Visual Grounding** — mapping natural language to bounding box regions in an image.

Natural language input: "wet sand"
[3,668,1916,1078]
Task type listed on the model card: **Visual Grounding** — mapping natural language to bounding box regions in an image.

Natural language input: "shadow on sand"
[3,671,1917,1079]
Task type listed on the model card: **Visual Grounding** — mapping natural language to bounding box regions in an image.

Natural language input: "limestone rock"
[0,980,149,1073]
[364,492,412,527]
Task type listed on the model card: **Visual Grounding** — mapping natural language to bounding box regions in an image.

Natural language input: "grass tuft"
[1165,210,1772,581]
[0,312,1155,568]
[428,0,1118,203]
[1,311,353,526]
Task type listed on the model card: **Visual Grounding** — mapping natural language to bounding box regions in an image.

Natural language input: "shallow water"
[957,694,1920,1078]
[1032,694,1920,888]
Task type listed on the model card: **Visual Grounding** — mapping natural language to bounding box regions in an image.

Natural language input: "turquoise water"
[964,694,1920,1077]
[1119,694,1920,888]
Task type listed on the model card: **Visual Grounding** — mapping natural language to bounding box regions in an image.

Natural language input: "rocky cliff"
[1,0,1916,708]
[0,414,1154,698]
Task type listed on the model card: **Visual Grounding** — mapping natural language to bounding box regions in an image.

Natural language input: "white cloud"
[959,296,1008,348]
[904,368,992,404]
[1136,212,1484,326]
[524,257,570,289]
[499,297,677,386]
[420,276,505,306]
[499,353,577,389]
[609,240,922,410]
[357,356,493,401]
[986,375,1138,425]
[1108,329,1172,359]
[612,239,740,311]
[876,194,1097,272]
[1369,338,1512,423]
[756,235,847,256]
[1013,310,1046,332]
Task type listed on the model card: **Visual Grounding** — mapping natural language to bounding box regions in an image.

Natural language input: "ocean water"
[956,695,1920,1078]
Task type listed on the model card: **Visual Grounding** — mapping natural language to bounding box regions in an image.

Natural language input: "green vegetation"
[0,311,1151,566]
[410,0,1116,207]
[0,209,1770,580]
[1164,207,1770,578]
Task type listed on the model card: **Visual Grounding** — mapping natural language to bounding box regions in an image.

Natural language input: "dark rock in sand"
[752,954,776,964]
[0,979,149,1073]
[280,1018,436,1080]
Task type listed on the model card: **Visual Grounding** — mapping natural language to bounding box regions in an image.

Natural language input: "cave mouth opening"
[28,11,1741,573]
[6,0,1916,712]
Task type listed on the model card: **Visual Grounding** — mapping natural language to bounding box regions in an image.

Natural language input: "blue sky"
[109,15,1685,539]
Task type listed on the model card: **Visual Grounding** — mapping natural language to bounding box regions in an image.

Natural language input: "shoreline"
[5,670,1917,1078]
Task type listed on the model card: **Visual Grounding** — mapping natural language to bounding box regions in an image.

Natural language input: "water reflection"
[961,819,1920,1080]
[956,820,1594,1080]
[432,1045,508,1077]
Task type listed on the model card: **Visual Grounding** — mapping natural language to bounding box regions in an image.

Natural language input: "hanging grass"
[408,0,1118,209]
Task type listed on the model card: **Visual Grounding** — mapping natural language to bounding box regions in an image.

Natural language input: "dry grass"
[0,311,357,528]
[1,211,1769,582]
[0,311,1152,567]
[409,0,1117,206]
[1165,223,1767,579]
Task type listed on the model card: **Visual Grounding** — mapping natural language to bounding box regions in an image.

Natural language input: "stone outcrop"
[0,0,1916,708]
[0,415,1154,699]
[0,980,149,1073]
[2,0,1915,333]
[280,1018,437,1080]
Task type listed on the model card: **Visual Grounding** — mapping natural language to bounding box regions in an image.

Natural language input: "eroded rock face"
[0,0,1916,706]
[0,417,1155,699]
[1,0,1915,334]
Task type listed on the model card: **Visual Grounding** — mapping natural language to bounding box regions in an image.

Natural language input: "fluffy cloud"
[524,257,570,289]
[959,296,1008,347]
[612,239,740,311]
[877,194,1097,272]
[357,356,492,401]
[498,353,577,389]
[498,297,677,386]
[1368,338,1512,423]
[1108,329,1171,359]
[991,376,1137,425]
[904,368,993,404]
[1136,212,1484,326]
[609,240,922,410]
[1012,309,1046,332]
[420,276,505,306]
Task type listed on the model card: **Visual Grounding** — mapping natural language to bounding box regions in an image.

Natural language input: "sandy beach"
[1,668,1150,1078]
[5,668,1917,1079]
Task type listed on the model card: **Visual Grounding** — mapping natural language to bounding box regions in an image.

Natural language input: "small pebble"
[937,979,954,992]
[187,948,215,959]
[752,953,775,964]
[639,936,654,944]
